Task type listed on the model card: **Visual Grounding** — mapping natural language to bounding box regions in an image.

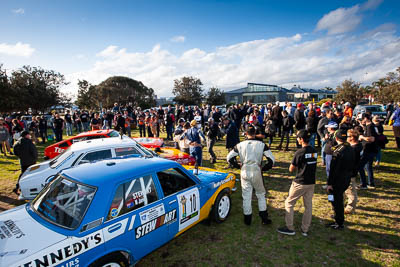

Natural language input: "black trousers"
[139,125,146,137]
[16,164,34,189]
[331,183,350,226]
[54,128,63,142]
[279,131,290,148]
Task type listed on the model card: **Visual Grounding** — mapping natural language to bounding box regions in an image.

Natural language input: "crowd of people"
[1,100,400,235]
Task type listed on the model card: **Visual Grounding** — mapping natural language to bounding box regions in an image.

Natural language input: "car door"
[102,174,172,261]
[155,167,200,238]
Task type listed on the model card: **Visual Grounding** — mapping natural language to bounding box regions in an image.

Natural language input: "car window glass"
[50,148,72,168]
[106,175,158,221]
[79,149,112,165]
[157,168,195,197]
[32,175,96,229]
[115,147,141,157]
[59,141,69,148]
[107,131,120,137]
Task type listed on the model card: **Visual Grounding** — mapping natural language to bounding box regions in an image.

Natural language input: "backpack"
[376,134,389,149]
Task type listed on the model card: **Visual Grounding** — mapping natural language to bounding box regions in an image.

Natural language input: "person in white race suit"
[227,125,275,225]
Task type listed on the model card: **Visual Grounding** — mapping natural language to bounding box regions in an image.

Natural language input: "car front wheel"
[213,190,231,223]
[90,252,129,267]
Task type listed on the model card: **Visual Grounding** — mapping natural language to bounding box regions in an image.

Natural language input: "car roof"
[62,157,179,186]
[69,136,135,152]
[76,129,116,137]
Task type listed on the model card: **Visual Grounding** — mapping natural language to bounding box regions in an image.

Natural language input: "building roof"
[224,87,246,94]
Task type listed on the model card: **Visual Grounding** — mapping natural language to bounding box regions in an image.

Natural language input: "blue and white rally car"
[0,157,235,267]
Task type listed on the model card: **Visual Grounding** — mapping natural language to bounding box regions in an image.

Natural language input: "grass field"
[0,126,399,266]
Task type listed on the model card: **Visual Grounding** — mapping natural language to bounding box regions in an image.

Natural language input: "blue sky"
[1,0,399,97]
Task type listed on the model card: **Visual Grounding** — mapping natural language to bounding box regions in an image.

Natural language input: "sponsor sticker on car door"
[177,188,200,231]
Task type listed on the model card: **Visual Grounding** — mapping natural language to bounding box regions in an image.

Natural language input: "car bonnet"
[0,205,67,266]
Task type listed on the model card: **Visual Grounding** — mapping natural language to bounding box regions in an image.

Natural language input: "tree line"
[1,63,399,114]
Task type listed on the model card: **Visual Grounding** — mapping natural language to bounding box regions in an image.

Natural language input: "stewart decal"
[14,230,103,267]
[135,209,176,239]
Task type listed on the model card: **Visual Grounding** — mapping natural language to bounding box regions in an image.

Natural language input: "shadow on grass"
[0,195,26,211]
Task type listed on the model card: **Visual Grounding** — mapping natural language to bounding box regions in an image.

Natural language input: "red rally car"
[44,129,120,159]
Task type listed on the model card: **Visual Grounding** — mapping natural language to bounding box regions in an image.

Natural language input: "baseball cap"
[297,103,303,108]
[336,129,347,141]
[178,118,185,123]
[325,121,338,129]
[344,102,351,106]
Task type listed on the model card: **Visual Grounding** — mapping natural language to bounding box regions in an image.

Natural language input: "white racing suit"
[227,139,275,215]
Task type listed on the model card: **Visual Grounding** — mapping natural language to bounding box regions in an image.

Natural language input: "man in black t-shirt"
[80,110,90,132]
[64,110,73,136]
[326,129,355,229]
[277,129,317,236]
[53,113,64,142]
[358,113,378,189]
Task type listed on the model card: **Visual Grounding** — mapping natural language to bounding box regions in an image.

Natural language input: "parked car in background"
[1,157,235,266]
[133,137,164,148]
[44,130,120,159]
[353,105,387,119]
[19,136,151,200]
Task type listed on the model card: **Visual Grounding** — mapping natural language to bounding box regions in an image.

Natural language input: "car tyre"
[212,190,231,223]
[90,252,129,267]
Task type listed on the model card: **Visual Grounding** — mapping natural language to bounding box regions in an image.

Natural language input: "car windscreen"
[366,106,384,112]
[32,175,96,229]
[49,148,73,168]
[132,140,157,157]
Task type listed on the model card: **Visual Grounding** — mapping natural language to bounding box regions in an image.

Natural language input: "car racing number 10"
[177,188,200,231]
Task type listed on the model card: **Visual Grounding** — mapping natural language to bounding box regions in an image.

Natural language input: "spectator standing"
[326,129,355,229]
[0,119,11,156]
[165,111,175,140]
[317,110,334,166]
[223,116,240,156]
[277,129,317,236]
[392,102,400,149]
[74,111,82,133]
[272,102,283,137]
[181,120,205,168]
[12,119,23,143]
[138,113,146,137]
[115,112,126,135]
[38,116,48,143]
[80,110,90,132]
[277,110,293,151]
[53,113,64,142]
[205,118,219,163]
[359,113,378,189]
[123,111,133,137]
[372,116,384,167]
[345,129,363,214]
[294,104,306,148]
[64,110,73,136]
[306,110,318,148]
[227,125,275,226]
[343,102,353,118]
[12,131,38,194]
[323,121,338,188]
[90,113,102,131]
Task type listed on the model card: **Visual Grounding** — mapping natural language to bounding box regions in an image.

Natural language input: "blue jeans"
[65,122,73,136]
[375,148,382,162]
[359,152,377,187]
[82,122,90,132]
[309,133,316,148]
[321,139,327,164]
[189,146,202,167]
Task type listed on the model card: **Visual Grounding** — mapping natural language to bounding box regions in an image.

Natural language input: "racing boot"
[259,210,272,225]
[244,214,252,225]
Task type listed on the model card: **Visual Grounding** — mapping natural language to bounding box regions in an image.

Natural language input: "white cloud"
[316,0,384,35]
[65,25,400,97]
[12,8,25,14]
[0,42,35,57]
[170,35,185,43]
[361,0,383,11]
[316,5,361,35]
